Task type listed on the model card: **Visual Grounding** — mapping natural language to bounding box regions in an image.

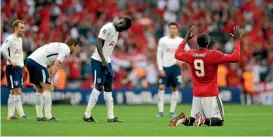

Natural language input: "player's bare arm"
[0,40,17,68]
[156,39,166,77]
[184,26,195,41]
[51,60,61,79]
[212,26,241,64]
[96,38,107,67]
[174,26,195,63]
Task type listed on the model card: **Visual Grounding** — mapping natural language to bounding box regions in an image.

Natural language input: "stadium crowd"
[1,0,273,91]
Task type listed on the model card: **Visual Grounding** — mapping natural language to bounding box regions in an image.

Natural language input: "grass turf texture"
[1,105,273,136]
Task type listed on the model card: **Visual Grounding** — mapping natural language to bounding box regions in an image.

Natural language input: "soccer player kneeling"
[169,26,241,127]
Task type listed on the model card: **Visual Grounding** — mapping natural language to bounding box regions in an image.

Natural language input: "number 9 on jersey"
[194,59,205,77]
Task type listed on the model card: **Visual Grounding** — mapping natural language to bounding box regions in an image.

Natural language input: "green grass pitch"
[1,105,273,136]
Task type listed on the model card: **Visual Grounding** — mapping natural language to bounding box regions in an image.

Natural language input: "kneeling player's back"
[186,49,220,96]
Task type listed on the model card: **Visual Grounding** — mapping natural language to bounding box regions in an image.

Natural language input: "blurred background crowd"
[1,0,273,91]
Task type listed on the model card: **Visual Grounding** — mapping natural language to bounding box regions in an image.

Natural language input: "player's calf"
[41,82,54,120]
[193,112,205,127]
[157,84,165,117]
[193,112,224,127]
[203,117,224,126]
[13,88,27,118]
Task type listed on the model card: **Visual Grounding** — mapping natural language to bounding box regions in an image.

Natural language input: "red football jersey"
[175,40,240,97]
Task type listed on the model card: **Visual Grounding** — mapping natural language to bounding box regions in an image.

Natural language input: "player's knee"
[10,89,16,94]
[35,85,44,93]
[104,85,112,92]
[95,85,103,91]
[40,82,54,92]
[13,88,22,95]
[171,86,178,91]
[159,85,165,90]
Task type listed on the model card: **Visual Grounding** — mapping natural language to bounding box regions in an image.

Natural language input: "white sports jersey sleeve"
[56,46,70,62]
[157,36,190,69]
[0,37,12,59]
[0,35,24,67]
[92,23,119,63]
[157,38,164,70]
[98,24,110,40]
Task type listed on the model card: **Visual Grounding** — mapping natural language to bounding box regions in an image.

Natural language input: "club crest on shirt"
[47,78,51,83]
[97,78,101,83]
[14,81,18,86]
[102,29,106,35]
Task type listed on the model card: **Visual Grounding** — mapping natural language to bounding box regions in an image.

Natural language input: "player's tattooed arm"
[96,38,107,67]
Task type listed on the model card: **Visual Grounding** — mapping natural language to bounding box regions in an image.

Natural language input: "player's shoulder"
[103,22,114,30]
[159,36,168,42]
[59,42,70,53]
[176,36,184,40]
[5,34,16,41]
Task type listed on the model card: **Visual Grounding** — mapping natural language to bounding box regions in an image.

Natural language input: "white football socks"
[84,88,101,118]
[14,95,25,117]
[44,91,52,119]
[35,92,44,118]
[157,90,165,113]
[7,95,15,117]
[104,91,114,119]
[170,91,179,113]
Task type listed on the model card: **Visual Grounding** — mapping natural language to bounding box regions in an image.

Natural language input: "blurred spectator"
[217,64,228,87]
[241,65,254,105]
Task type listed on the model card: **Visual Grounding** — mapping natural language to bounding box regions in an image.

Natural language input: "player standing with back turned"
[0,20,28,120]
[83,17,132,122]
[156,22,190,118]
[169,26,241,127]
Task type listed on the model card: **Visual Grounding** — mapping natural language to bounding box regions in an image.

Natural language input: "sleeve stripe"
[8,48,10,57]
[46,53,58,58]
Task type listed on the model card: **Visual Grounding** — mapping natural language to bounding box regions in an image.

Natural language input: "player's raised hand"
[230,26,242,41]
[185,26,195,41]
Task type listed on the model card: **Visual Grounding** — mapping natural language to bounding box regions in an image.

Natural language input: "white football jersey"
[0,34,24,67]
[157,36,190,70]
[92,23,119,63]
[28,42,70,68]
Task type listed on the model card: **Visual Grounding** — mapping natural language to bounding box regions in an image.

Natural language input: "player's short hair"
[123,17,132,29]
[65,37,80,47]
[12,20,24,28]
[197,33,210,48]
[168,22,178,28]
